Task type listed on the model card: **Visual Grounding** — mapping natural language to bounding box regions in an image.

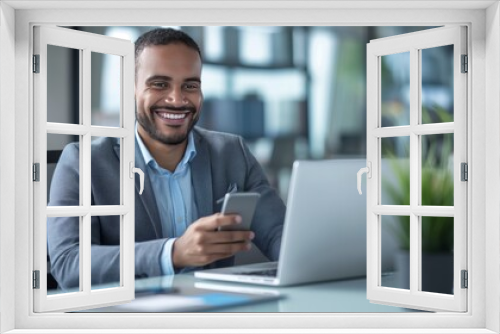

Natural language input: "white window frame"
[366,26,468,312]
[0,1,499,333]
[32,25,136,312]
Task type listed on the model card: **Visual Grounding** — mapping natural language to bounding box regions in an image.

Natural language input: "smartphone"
[218,192,261,231]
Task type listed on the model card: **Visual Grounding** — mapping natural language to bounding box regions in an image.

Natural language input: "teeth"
[158,113,187,120]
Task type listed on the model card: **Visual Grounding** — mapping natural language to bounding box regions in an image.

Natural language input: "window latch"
[129,162,144,195]
[357,161,372,195]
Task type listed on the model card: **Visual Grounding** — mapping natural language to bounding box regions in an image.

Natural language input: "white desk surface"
[87,273,418,313]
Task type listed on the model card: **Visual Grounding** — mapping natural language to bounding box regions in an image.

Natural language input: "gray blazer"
[47,127,285,289]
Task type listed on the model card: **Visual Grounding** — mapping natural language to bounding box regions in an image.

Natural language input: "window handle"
[130,162,144,195]
[357,162,372,195]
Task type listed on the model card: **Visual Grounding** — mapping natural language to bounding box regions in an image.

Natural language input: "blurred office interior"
[49,25,451,201]
[45,25,455,294]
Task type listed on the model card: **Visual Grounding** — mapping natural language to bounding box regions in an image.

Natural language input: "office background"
[46,26,454,297]
[48,25,444,199]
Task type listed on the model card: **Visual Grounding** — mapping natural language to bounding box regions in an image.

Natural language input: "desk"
[87,274,416,313]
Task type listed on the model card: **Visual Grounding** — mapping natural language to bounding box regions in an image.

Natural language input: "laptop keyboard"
[236,268,278,277]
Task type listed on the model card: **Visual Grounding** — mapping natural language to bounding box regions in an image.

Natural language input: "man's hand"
[172,213,255,268]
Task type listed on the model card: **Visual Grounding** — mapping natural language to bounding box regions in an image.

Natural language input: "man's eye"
[151,82,167,89]
[184,83,200,90]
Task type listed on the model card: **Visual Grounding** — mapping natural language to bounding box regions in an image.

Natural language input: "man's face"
[135,43,202,146]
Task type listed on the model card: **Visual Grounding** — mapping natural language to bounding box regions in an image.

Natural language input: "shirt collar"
[135,123,197,172]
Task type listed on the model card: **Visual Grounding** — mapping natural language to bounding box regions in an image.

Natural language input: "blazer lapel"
[191,130,213,219]
[114,138,163,238]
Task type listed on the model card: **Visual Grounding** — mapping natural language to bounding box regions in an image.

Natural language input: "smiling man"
[47,28,285,289]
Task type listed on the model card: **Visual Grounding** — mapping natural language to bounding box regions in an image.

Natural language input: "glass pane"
[421,133,454,206]
[47,45,80,124]
[91,137,121,206]
[91,215,121,290]
[421,216,454,294]
[421,45,454,124]
[381,136,410,205]
[47,216,81,295]
[381,52,410,127]
[381,215,410,290]
[47,133,80,206]
[91,52,121,127]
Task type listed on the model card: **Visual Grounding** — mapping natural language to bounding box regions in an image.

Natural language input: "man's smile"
[151,105,196,126]
[155,111,189,120]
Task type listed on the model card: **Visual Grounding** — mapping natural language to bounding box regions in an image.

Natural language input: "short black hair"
[134,28,202,73]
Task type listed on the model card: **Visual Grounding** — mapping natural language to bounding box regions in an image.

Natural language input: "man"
[48,28,285,289]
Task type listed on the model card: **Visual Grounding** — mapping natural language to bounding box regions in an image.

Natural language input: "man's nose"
[165,86,187,106]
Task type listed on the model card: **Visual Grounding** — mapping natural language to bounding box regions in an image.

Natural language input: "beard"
[136,106,199,146]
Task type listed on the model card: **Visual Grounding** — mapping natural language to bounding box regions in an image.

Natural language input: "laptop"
[194,159,371,286]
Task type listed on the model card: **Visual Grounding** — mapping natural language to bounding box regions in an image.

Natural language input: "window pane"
[421,133,454,206]
[91,52,121,127]
[91,215,121,290]
[421,216,454,294]
[381,136,410,205]
[381,215,409,290]
[91,136,121,206]
[47,45,80,124]
[47,133,80,206]
[381,52,410,127]
[47,216,81,295]
[421,45,454,124]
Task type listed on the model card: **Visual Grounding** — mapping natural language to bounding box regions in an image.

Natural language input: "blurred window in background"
[239,26,274,66]
[204,26,224,61]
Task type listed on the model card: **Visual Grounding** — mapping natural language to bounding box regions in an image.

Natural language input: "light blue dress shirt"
[135,125,198,275]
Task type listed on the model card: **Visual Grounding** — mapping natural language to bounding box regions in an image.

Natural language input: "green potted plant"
[383,107,454,294]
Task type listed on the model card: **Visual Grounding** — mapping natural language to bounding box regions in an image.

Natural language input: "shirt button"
[176,217,183,224]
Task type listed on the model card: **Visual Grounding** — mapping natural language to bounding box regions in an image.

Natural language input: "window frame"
[32,25,136,313]
[1,1,499,333]
[366,26,468,312]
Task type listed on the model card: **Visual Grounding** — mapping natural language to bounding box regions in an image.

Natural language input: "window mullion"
[46,123,130,138]
[409,47,420,294]
[81,48,92,294]
[81,214,91,293]
[413,123,454,135]
[373,123,455,138]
